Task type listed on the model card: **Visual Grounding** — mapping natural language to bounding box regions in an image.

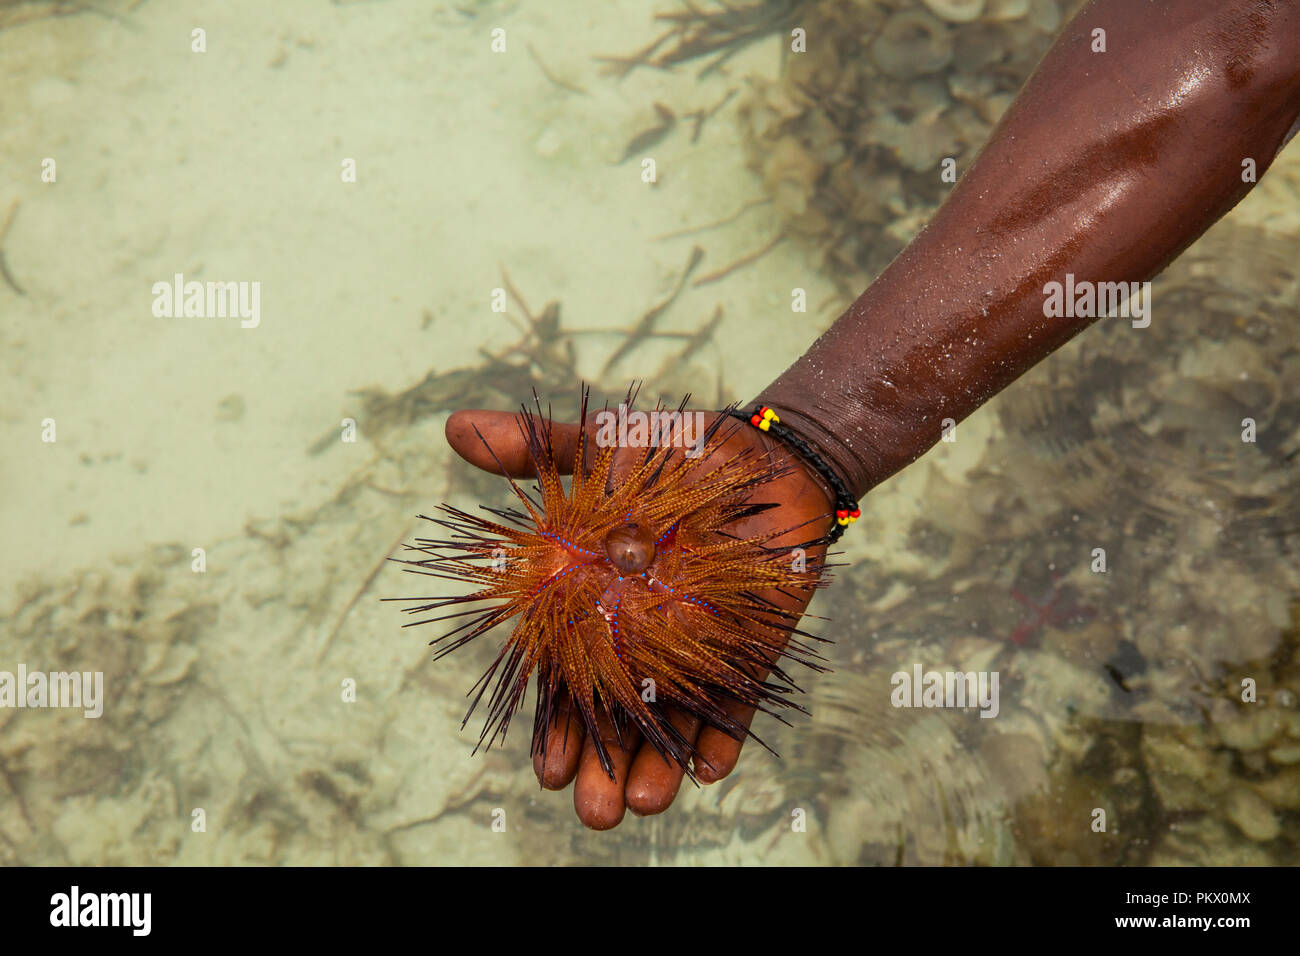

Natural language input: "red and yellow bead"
[749,406,780,431]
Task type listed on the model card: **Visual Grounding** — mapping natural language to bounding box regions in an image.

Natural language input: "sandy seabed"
[2,0,1298,865]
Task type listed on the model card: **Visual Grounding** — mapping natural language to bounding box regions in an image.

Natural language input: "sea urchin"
[393,394,828,778]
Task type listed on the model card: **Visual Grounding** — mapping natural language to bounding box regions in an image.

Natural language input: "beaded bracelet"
[727,404,861,543]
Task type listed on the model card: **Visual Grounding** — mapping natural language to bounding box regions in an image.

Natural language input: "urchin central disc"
[604,522,656,574]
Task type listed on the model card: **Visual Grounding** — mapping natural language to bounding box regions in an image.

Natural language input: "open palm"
[442,407,833,829]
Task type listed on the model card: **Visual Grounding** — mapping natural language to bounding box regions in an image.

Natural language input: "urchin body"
[396,400,825,777]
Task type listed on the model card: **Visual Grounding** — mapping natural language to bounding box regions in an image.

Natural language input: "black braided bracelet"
[727,405,861,544]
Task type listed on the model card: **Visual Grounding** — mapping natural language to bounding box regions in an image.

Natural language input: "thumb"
[445,410,582,478]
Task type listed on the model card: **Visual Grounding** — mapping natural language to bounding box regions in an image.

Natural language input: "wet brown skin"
[446,0,1300,829]
[758,0,1300,497]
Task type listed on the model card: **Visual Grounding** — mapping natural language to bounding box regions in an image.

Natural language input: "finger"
[573,712,640,831]
[533,689,585,790]
[445,410,581,478]
[694,698,757,784]
[690,611,801,784]
[625,707,701,816]
[690,562,823,784]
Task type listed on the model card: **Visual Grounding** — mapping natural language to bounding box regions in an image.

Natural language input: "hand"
[443,406,832,829]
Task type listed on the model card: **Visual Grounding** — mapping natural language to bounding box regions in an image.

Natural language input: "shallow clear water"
[1,0,1297,865]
